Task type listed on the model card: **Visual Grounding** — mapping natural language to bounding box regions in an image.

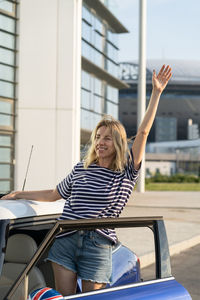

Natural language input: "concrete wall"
[146,161,176,176]
[15,0,82,190]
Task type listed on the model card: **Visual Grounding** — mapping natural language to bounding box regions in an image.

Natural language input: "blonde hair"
[83,115,130,172]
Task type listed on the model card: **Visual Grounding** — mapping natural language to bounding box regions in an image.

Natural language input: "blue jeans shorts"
[47,230,112,283]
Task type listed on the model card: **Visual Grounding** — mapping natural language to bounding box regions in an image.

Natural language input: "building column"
[15,0,82,190]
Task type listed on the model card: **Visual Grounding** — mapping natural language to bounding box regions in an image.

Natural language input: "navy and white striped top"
[57,150,140,243]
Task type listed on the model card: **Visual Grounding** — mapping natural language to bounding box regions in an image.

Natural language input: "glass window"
[81,109,92,131]
[94,31,103,52]
[94,78,102,96]
[0,164,10,178]
[0,147,11,162]
[107,85,118,104]
[94,49,102,68]
[106,101,118,119]
[0,64,15,81]
[106,59,118,77]
[93,95,102,113]
[82,5,91,24]
[0,113,13,127]
[0,14,15,33]
[0,180,10,193]
[0,134,11,146]
[0,31,15,49]
[93,113,101,128]
[81,71,91,90]
[82,20,91,42]
[81,89,91,110]
[82,40,92,61]
[0,81,14,98]
[94,16,103,34]
[0,99,13,114]
[0,47,15,65]
[0,1,16,193]
[107,29,118,47]
[0,1,15,15]
[106,42,118,62]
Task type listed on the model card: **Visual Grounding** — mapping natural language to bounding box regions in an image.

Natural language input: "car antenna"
[22,145,34,191]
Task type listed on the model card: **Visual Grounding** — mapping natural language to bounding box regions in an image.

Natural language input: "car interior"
[0,226,56,300]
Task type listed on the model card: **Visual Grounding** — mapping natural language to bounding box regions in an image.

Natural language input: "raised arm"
[0,189,61,202]
[132,65,172,170]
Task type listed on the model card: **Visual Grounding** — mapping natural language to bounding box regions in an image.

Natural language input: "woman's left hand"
[152,65,172,94]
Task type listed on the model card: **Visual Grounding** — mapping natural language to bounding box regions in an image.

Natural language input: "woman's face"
[94,126,116,165]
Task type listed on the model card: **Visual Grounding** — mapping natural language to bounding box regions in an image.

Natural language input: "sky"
[111,0,200,63]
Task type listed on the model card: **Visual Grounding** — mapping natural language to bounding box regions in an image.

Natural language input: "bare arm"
[0,189,61,202]
[132,65,172,170]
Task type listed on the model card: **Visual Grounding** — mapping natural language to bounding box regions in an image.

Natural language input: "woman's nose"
[98,137,104,144]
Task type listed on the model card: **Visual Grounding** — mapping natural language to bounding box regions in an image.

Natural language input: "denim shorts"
[47,230,112,283]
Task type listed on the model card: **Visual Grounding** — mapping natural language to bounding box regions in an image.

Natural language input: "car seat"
[0,234,46,300]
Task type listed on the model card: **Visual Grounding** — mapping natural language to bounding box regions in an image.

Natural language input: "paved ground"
[142,243,200,300]
[117,191,200,268]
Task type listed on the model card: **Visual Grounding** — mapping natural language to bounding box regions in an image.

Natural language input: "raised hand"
[152,65,172,94]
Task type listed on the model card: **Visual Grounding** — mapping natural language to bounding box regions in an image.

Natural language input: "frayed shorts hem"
[46,258,110,284]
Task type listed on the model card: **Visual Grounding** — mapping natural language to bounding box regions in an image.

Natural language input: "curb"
[140,234,200,269]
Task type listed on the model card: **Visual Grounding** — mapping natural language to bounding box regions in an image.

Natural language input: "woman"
[1,65,172,296]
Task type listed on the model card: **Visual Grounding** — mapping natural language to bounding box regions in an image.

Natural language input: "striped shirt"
[57,150,140,243]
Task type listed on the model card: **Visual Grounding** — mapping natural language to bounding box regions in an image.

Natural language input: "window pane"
[94,31,103,52]
[94,78,102,96]
[0,64,14,81]
[81,89,91,110]
[0,147,11,162]
[0,47,15,65]
[0,164,10,178]
[82,20,91,42]
[0,14,15,33]
[81,109,91,130]
[107,86,118,103]
[0,100,12,114]
[0,114,13,126]
[93,95,102,113]
[94,16,103,34]
[106,59,118,77]
[0,1,15,14]
[0,31,15,49]
[82,41,92,61]
[0,135,11,146]
[107,42,118,62]
[107,30,118,47]
[82,5,91,23]
[93,113,101,128]
[94,50,102,68]
[81,70,91,90]
[0,180,10,193]
[0,81,14,97]
[106,101,118,118]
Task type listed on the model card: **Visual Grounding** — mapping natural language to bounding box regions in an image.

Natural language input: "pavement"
[116,191,200,268]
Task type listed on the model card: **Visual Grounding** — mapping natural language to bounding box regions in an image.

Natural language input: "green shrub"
[146,173,200,183]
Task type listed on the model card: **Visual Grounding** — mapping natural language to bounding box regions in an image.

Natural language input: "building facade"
[0,0,128,193]
[119,60,200,175]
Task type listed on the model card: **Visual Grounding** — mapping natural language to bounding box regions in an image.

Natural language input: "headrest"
[5,234,38,263]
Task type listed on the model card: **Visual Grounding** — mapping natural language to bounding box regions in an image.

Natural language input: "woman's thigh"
[52,262,77,296]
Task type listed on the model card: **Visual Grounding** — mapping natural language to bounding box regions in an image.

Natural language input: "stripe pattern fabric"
[57,150,140,243]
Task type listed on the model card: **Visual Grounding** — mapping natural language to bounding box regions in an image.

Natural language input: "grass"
[145,182,200,191]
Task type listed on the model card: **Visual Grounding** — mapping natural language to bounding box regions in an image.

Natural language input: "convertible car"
[0,199,191,300]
